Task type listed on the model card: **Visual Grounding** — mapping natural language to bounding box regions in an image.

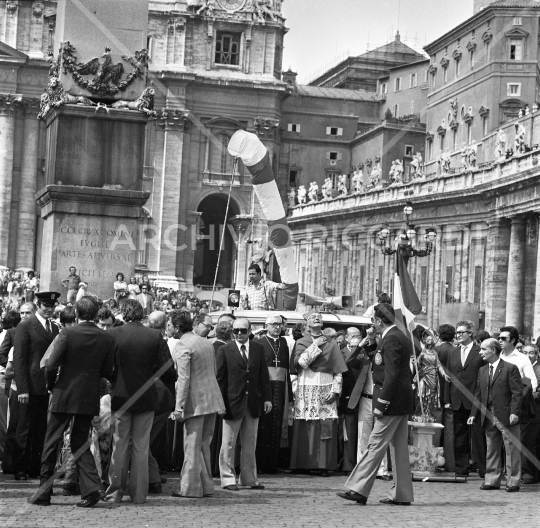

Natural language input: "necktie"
[461,345,467,367]
[240,344,248,366]
[45,319,52,336]
[487,364,494,404]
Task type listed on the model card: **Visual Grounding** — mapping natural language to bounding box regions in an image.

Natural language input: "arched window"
[210,133,232,174]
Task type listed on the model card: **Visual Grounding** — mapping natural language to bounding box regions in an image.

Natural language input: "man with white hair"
[256,315,292,473]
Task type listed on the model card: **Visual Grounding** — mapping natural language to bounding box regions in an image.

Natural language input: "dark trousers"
[453,404,486,476]
[2,389,20,472]
[521,422,539,480]
[13,394,49,475]
[148,411,169,485]
[37,412,101,500]
[338,412,358,472]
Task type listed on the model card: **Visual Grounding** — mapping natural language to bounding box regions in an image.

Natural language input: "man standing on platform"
[468,338,522,492]
[12,292,60,480]
[445,320,486,478]
[61,267,80,305]
[27,296,115,507]
[241,264,285,310]
[337,303,414,506]
[256,315,292,473]
[216,317,271,491]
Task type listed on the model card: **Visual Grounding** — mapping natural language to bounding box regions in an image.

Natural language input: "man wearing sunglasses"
[444,320,486,478]
[193,313,214,339]
[216,318,271,491]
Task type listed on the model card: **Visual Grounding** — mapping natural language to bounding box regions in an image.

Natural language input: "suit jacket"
[372,326,414,415]
[109,322,176,413]
[470,360,522,426]
[13,315,59,395]
[46,322,115,415]
[434,341,459,407]
[174,331,225,420]
[216,340,271,421]
[136,293,154,315]
[520,378,539,424]
[446,342,484,410]
[0,327,16,367]
[339,342,377,414]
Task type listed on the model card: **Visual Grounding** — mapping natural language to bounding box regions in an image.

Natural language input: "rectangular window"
[289,170,297,186]
[405,145,414,157]
[394,77,402,91]
[215,32,240,66]
[445,266,454,302]
[439,134,445,151]
[287,123,300,132]
[410,73,417,88]
[470,50,474,69]
[482,116,488,136]
[453,129,458,150]
[467,122,472,144]
[326,127,343,136]
[380,82,388,94]
[431,73,436,89]
[474,266,483,303]
[427,139,433,160]
[456,59,461,77]
[327,151,342,161]
[443,67,448,84]
[392,104,399,117]
[507,82,521,96]
[513,16,522,25]
[509,39,523,60]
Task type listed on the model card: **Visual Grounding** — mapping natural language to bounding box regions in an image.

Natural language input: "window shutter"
[325,151,331,160]
[326,127,332,135]
[296,124,301,132]
[337,128,343,136]
[287,124,293,132]
[337,152,343,161]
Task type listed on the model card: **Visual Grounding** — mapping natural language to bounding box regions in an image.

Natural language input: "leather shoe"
[148,482,162,494]
[336,491,367,505]
[14,472,28,481]
[506,486,520,493]
[480,484,500,490]
[250,485,265,490]
[379,498,411,506]
[27,495,51,506]
[77,490,104,508]
[223,484,239,491]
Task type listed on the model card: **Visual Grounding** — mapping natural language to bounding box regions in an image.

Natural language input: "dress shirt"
[235,339,250,360]
[381,324,396,340]
[501,349,537,391]
[364,363,374,395]
[460,341,473,366]
[35,312,51,332]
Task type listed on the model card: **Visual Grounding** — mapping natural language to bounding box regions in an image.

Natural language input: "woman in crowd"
[127,277,140,300]
[113,273,128,308]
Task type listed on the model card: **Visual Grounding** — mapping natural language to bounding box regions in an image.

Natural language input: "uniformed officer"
[337,303,415,506]
[12,291,61,479]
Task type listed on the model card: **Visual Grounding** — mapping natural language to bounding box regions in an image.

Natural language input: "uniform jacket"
[372,326,415,415]
[445,342,484,410]
[109,322,176,413]
[46,322,115,415]
[216,340,271,421]
[173,331,225,420]
[471,360,523,427]
[0,327,16,368]
[13,315,59,395]
[434,341,459,407]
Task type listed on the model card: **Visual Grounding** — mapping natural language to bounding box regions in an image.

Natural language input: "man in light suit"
[169,310,225,498]
[337,303,414,506]
[216,317,272,491]
[12,292,61,479]
[137,284,154,316]
[27,296,115,507]
[468,338,523,491]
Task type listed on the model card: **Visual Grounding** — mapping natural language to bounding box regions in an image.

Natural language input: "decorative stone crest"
[32,2,44,17]
[157,108,190,131]
[254,118,281,140]
[0,93,23,114]
[37,76,95,120]
[60,42,149,97]
[6,1,18,17]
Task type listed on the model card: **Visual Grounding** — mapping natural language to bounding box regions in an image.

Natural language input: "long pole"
[210,158,238,310]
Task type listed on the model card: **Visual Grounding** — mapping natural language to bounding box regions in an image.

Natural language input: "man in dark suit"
[216,317,271,491]
[104,299,175,504]
[12,292,61,480]
[445,320,486,477]
[27,296,115,507]
[434,323,458,472]
[136,284,154,316]
[338,303,414,506]
[468,338,522,491]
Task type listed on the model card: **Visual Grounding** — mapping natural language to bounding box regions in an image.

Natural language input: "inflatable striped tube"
[228,130,299,310]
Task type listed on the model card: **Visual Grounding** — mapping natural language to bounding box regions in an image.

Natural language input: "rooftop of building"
[293,85,379,101]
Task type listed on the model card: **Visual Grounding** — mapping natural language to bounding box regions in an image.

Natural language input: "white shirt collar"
[235,339,249,355]
[489,358,501,373]
[381,324,396,340]
[35,312,50,330]
[461,341,473,353]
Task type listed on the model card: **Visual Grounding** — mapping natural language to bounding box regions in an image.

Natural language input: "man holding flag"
[337,255,418,506]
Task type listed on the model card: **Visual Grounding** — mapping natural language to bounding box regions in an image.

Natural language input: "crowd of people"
[0,283,539,508]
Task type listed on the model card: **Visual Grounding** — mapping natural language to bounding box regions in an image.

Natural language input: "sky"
[282,0,474,82]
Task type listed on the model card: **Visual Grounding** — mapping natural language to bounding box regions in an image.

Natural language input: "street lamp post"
[378,202,436,265]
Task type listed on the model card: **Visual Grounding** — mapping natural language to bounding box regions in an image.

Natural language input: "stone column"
[505,215,527,331]
[484,218,511,333]
[183,211,202,290]
[28,2,45,58]
[2,1,19,48]
[305,240,313,293]
[0,94,20,266]
[15,99,40,269]
[460,225,470,303]
[334,234,342,294]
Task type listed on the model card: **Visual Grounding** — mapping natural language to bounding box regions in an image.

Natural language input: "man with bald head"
[256,314,292,473]
[148,311,167,335]
[468,338,522,491]
[216,317,271,490]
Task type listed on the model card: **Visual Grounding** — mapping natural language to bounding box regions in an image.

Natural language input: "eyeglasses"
[267,322,281,327]
[233,328,249,335]
[455,331,470,336]
[498,336,510,342]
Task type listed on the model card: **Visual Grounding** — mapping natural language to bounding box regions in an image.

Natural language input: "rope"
[210,158,238,310]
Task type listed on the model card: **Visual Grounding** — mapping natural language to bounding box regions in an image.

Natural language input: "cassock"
[256,334,292,473]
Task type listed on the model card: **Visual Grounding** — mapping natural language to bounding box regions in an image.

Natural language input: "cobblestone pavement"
[0,472,538,528]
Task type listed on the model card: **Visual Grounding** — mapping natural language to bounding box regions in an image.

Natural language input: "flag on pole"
[393,254,422,337]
